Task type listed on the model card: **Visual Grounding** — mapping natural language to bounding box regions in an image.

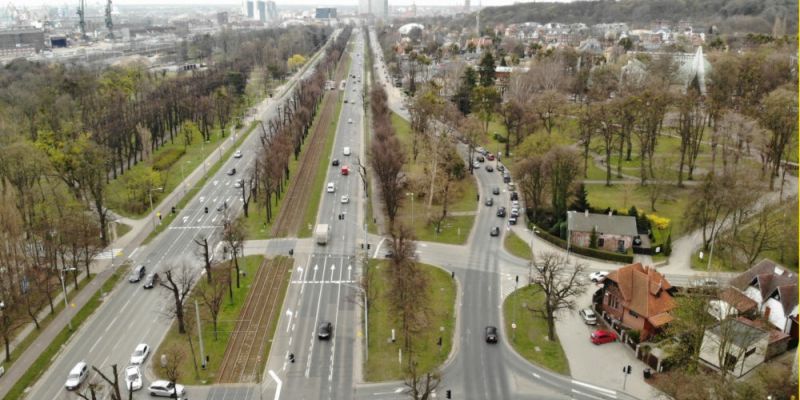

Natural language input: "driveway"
[555,287,660,400]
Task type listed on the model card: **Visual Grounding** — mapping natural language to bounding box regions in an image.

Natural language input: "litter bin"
[643,368,652,379]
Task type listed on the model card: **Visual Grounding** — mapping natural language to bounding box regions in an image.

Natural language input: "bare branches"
[529,251,586,341]
[158,261,196,334]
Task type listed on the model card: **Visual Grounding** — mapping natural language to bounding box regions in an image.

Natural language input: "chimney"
[585,209,589,217]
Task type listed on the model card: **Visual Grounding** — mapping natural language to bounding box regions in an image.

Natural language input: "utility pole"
[195,300,206,369]
[105,0,114,39]
[76,0,87,40]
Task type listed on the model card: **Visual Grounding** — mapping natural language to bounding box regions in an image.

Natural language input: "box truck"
[315,224,330,245]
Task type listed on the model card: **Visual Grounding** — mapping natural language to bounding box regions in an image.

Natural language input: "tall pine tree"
[478,51,496,87]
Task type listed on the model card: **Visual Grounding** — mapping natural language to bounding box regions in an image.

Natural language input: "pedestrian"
[288,353,295,363]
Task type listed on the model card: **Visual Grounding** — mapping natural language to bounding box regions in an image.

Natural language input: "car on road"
[343,147,351,156]
[487,153,495,161]
[689,278,720,288]
[343,99,348,103]
[485,198,493,207]
[217,202,226,212]
[327,182,335,193]
[476,155,485,162]
[125,365,143,391]
[490,226,500,237]
[227,168,236,176]
[508,215,518,225]
[485,165,494,172]
[497,164,505,172]
[472,161,480,169]
[589,271,609,283]
[129,265,146,283]
[130,343,150,365]
[318,321,333,340]
[148,380,186,397]
[65,361,89,391]
[580,308,597,325]
[492,187,500,195]
[233,150,243,158]
[348,118,353,124]
[332,158,340,166]
[496,207,506,217]
[233,179,243,188]
[341,195,350,204]
[590,329,618,345]
[143,273,159,289]
[485,326,498,343]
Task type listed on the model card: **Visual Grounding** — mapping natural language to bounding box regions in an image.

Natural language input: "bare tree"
[159,344,186,398]
[91,364,122,400]
[193,236,213,284]
[532,89,564,135]
[404,362,441,400]
[158,261,196,334]
[387,223,428,354]
[196,269,228,340]
[222,217,245,289]
[516,155,547,224]
[529,251,586,341]
[546,146,581,219]
[676,86,707,185]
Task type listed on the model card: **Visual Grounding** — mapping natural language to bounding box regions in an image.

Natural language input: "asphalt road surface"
[22,32,335,400]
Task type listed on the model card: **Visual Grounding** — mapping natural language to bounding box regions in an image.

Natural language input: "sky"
[30,0,573,7]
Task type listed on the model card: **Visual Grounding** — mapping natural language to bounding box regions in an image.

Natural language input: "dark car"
[508,216,518,225]
[496,207,506,217]
[490,227,500,237]
[492,187,500,195]
[217,202,227,212]
[510,191,519,201]
[143,273,159,289]
[318,321,333,340]
[485,326,498,343]
[476,155,485,163]
[497,164,505,172]
[332,159,340,166]
[503,172,511,183]
[227,168,236,176]
[485,198,493,207]
[129,265,146,283]
[485,165,494,172]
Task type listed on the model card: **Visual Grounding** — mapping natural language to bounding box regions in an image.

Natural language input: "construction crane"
[105,0,113,39]
[76,0,87,40]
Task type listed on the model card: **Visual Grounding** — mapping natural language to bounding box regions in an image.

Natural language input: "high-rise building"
[257,0,266,22]
[266,1,278,20]
[464,0,470,12]
[369,0,388,20]
[359,0,370,15]
[244,0,254,18]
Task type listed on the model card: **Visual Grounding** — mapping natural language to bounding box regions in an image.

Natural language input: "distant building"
[567,210,638,253]
[257,0,267,22]
[266,1,278,21]
[315,8,337,19]
[216,11,229,25]
[369,0,388,20]
[677,46,711,95]
[244,1,254,18]
[0,28,44,52]
[49,35,67,48]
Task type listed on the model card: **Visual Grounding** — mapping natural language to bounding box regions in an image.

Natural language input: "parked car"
[510,191,519,201]
[129,265,146,283]
[125,365,143,391]
[510,208,520,217]
[485,326,498,343]
[65,361,89,391]
[503,172,511,183]
[485,198,494,207]
[130,343,150,365]
[492,187,500,195]
[485,165,494,172]
[490,226,500,237]
[580,308,597,325]
[476,155,485,162]
[508,216,518,225]
[148,380,186,397]
[590,329,618,345]
[487,153,495,161]
[589,271,609,283]
[318,321,333,340]
[497,164,505,172]
[227,168,236,176]
[233,150,243,158]
[496,207,506,217]
[511,200,520,208]
[472,161,481,169]
[143,273,159,289]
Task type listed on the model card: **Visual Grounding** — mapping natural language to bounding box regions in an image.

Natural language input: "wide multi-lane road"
[257,28,367,400]
[22,32,335,400]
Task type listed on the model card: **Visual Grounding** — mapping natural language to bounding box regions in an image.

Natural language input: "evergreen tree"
[478,51,496,87]
[589,227,598,249]
[663,234,672,256]
[453,67,477,115]
[571,183,591,212]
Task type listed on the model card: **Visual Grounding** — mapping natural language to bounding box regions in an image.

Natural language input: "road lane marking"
[572,380,617,397]
[89,335,103,353]
[306,254,329,378]
[572,389,605,400]
[269,370,282,400]
[328,257,345,383]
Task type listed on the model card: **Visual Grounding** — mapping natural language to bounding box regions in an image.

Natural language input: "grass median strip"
[504,230,532,260]
[4,266,127,400]
[143,121,258,245]
[366,260,456,382]
[503,285,570,375]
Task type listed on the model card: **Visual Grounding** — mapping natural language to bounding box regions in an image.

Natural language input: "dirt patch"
[216,257,291,383]
[270,49,350,237]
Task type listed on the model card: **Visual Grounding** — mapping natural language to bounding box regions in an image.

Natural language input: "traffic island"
[503,285,570,375]
[365,260,456,381]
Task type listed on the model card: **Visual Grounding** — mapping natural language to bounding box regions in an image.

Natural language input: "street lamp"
[405,192,415,227]
[148,187,164,228]
[60,266,78,330]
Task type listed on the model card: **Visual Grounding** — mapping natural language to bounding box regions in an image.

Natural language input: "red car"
[487,153,496,161]
[590,330,617,345]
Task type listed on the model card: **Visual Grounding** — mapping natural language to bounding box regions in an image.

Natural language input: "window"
[629,310,639,318]
[744,347,756,358]
[724,353,738,371]
[598,238,605,247]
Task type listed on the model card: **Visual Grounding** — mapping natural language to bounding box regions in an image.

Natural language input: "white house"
[699,318,769,378]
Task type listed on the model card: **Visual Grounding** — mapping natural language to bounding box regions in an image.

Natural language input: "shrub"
[535,226,634,263]
[647,214,671,231]
[628,329,641,344]
[663,235,672,257]
[152,147,186,171]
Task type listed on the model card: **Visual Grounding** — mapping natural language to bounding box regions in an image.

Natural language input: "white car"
[341,195,349,204]
[579,308,598,325]
[65,361,89,391]
[148,380,186,397]
[589,271,609,283]
[233,150,243,158]
[327,182,335,193]
[130,343,150,365]
[125,365,143,391]
[348,118,353,124]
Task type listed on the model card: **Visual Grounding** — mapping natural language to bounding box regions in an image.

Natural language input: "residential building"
[598,263,676,341]
[699,318,769,378]
[567,210,638,253]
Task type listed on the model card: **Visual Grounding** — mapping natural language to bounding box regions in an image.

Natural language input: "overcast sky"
[32,0,573,7]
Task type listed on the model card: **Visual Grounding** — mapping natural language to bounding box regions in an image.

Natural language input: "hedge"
[152,147,186,171]
[533,225,634,263]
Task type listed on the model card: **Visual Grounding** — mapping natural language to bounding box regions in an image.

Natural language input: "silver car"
[580,308,598,325]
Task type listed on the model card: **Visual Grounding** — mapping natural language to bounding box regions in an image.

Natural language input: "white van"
[327,182,335,193]
[343,147,351,156]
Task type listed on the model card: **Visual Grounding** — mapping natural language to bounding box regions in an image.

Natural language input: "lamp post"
[148,187,164,228]
[405,192,415,227]
[60,266,77,330]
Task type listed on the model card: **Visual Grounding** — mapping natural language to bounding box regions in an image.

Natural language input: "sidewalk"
[0,41,330,399]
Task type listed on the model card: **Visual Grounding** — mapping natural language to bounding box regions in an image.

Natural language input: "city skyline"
[23,0,576,8]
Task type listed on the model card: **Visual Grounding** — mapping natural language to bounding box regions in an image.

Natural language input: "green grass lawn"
[503,285,570,375]
[585,183,690,235]
[152,255,275,385]
[143,121,258,244]
[365,260,456,381]
[504,230,532,260]
[4,266,127,400]
[113,221,132,239]
[402,214,474,245]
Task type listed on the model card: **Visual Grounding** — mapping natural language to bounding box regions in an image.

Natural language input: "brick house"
[567,210,638,253]
[599,263,676,341]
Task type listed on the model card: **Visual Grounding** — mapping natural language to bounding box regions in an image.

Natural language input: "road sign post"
[623,364,631,390]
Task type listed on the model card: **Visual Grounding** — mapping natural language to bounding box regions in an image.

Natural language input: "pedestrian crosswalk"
[95,249,122,260]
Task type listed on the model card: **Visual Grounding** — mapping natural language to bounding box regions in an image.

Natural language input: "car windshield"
[69,372,81,379]
[127,371,139,379]
[133,349,143,356]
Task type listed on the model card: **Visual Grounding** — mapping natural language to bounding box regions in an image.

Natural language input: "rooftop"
[567,211,638,237]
